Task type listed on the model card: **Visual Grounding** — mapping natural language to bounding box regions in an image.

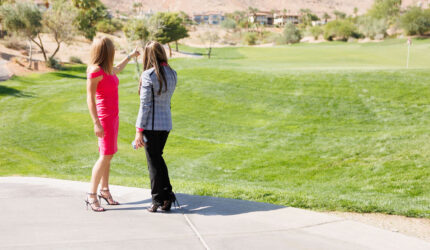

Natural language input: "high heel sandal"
[85,193,105,212]
[98,189,120,205]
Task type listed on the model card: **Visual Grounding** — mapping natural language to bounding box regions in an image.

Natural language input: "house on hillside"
[248,11,274,25]
[34,0,50,11]
[273,13,300,25]
[193,12,225,25]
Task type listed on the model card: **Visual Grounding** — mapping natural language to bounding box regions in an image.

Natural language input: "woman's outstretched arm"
[113,47,140,75]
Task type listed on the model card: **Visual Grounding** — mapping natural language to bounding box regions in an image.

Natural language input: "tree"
[72,0,108,40]
[368,0,401,23]
[333,10,347,20]
[299,9,319,27]
[150,12,189,56]
[0,2,42,68]
[43,0,77,60]
[221,18,237,30]
[323,12,331,23]
[358,15,388,39]
[198,26,219,59]
[281,22,302,44]
[400,6,430,35]
[324,19,358,41]
[309,25,323,40]
[123,18,150,79]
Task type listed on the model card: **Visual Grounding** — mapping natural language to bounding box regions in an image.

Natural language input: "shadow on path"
[108,193,284,216]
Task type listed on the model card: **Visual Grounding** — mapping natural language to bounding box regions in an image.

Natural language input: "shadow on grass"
[51,72,86,80]
[0,85,33,97]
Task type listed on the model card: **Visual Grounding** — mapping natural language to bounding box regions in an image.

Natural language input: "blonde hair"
[139,41,169,95]
[88,37,115,75]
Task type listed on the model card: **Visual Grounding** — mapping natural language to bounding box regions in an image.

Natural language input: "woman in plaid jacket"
[134,41,178,212]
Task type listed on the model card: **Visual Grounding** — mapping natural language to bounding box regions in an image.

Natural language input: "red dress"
[87,67,119,155]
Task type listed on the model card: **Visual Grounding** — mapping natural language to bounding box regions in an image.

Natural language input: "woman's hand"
[94,122,104,138]
[134,132,145,149]
[129,47,140,59]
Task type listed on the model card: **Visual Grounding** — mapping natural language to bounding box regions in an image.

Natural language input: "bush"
[221,18,236,30]
[244,32,257,45]
[69,56,83,64]
[3,37,27,50]
[96,19,123,34]
[309,26,323,40]
[281,22,302,44]
[47,57,61,69]
[324,20,358,41]
[358,16,388,39]
[400,7,430,35]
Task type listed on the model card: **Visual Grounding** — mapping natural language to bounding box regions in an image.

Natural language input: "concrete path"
[0,177,429,250]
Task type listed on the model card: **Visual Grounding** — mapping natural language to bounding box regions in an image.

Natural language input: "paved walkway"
[1,177,429,250]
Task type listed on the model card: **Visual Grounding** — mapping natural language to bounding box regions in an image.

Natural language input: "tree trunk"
[51,41,61,59]
[175,41,178,52]
[28,39,32,69]
[167,43,172,57]
[208,47,212,59]
[31,34,47,62]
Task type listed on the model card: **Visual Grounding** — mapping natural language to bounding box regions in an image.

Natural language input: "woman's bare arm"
[113,47,140,75]
[86,70,104,138]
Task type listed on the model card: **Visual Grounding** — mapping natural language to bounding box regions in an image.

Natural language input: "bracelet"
[127,54,131,60]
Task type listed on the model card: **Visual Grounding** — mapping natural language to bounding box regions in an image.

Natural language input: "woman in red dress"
[85,37,140,212]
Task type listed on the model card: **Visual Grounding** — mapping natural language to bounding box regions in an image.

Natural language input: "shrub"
[309,26,323,40]
[221,18,236,30]
[69,56,83,64]
[281,22,302,44]
[400,7,430,35]
[3,37,27,50]
[96,19,123,34]
[244,32,257,45]
[324,20,358,41]
[358,16,388,39]
[47,57,61,69]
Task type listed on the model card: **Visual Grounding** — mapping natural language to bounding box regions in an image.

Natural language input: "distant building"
[193,12,225,25]
[248,11,274,25]
[273,13,300,25]
[34,0,50,11]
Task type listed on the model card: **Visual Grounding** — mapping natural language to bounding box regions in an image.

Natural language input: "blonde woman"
[86,37,140,212]
[134,41,177,212]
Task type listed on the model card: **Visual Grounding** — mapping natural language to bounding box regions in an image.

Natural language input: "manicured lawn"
[1,39,430,217]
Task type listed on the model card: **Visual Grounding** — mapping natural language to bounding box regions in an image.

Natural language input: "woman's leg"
[100,159,111,190]
[88,155,113,201]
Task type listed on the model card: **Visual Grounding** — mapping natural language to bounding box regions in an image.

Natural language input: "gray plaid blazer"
[135,66,177,131]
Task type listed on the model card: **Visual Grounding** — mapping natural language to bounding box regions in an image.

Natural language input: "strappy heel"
[161,192,180,211]
[85,193,105,212]
[98,189,120,205]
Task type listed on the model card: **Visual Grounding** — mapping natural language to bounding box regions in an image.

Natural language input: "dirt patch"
[326,211,430,242]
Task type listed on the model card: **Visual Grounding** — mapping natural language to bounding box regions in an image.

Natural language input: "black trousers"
[143,130,172,205]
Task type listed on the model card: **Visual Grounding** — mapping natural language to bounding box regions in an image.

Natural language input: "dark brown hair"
[139,41,168,95]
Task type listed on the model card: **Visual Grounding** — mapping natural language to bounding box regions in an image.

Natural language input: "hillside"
[101,0,429,16]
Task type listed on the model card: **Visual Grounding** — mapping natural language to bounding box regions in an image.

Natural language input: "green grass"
[1,39,430,217]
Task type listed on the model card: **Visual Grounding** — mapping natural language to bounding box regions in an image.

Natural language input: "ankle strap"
[87,192,97,195]
[100,189,110,192]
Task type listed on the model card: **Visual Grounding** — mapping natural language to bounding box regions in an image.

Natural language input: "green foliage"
[221,18,237,30]
[72,0,108,40]
[358,15,388,39]
[244,32,257,45]
[43,0,77,59]
[69,56,83,64]
[123,18,149,44]
[309,25,323,40]
[368,0,401,22]
[299,8,319,27]
[46,57,62,69]
[324,19,358,41]
[0,1,42,38]
[150,12,189,45]
[333,10,347,20]
[280,22,302,44]
[96,19,123,34]
[400,6,430,36]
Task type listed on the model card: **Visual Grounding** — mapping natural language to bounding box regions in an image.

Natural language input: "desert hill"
[101,0,430,16]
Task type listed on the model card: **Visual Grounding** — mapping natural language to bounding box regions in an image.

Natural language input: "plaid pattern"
[136,66,177,131]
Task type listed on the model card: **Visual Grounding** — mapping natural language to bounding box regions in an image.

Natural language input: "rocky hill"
[101,0,429,16]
